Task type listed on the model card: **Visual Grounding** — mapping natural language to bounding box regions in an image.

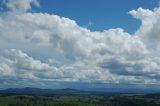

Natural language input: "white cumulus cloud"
[3,0,40,12]
[0,0,160,87]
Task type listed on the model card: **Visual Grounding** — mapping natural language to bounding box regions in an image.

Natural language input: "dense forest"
[0,94,160,106]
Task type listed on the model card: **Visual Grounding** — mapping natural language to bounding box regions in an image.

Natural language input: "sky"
[0,0,160,89]
[38,0,158,34]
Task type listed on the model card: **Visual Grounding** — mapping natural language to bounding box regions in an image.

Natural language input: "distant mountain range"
[0,88,82,95]
[0,87,89,95]
[0,87,160,96]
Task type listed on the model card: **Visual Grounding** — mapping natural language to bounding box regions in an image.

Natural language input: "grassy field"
[0,94,160,106]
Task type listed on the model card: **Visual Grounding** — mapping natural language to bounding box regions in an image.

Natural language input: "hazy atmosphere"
[0,0,160,90]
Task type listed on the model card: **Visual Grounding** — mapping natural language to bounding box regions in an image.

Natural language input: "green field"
[0,94,160,106]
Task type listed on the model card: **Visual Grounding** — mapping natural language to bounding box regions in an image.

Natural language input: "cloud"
[0,12,148,60]
[0,49,123,83]
[0,49,62,79]
[3,0,40,12]
[130,8,160,53]
[0,0,160,88]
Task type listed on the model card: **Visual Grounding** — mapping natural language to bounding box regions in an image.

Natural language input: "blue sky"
[0,0,160,89]
[37,0,158,34]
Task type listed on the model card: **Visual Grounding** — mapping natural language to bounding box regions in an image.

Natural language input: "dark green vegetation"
[0,94,160,106]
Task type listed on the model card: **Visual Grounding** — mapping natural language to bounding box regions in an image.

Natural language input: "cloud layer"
[3,0,39,12]
[0,0,160,88]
